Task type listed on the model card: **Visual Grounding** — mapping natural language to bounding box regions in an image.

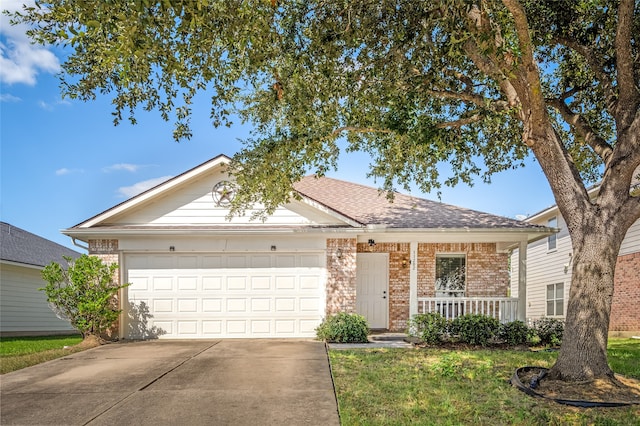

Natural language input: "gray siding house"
[1,222,81,336]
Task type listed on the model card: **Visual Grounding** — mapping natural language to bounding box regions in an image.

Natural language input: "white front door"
[356,253,389,329]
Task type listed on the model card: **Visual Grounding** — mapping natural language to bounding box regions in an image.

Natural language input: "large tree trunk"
[547,215,625,382]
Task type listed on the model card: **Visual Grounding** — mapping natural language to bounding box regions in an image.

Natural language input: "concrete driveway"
[0,339,340,426]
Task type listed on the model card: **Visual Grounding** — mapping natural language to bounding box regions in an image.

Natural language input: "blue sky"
[1,2,555,251]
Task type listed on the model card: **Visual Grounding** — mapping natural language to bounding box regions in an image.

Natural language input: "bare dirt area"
[517,368,640,405]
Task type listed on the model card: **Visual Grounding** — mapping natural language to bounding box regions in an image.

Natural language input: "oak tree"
[13,0,639,387]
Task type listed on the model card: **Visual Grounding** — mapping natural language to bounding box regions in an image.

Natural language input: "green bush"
[498,320,532,346]
[450,314,500,346]
[41,255,130,339]
[532,317,564,346]
[316,312,369,343]
[409,312,448,344]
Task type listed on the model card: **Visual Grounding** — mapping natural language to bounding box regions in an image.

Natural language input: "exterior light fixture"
[402,257,408,268]
[368,239,376,247]
[169,246,175,252]
[271,245,277,251]
[336,248,343,259]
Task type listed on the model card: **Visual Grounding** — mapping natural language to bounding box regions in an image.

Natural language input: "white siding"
[620,219,640,256]
[0,263,75,334]
[512,212,640,322]
[109,172,343,227]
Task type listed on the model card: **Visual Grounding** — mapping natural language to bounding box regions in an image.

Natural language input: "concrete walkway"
[328,333,415,350]
[0,340,340,426]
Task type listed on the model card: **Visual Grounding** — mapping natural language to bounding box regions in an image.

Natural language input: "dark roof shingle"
[1,222,81,268]
[293,176,542,229]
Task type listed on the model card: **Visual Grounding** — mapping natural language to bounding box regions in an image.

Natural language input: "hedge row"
[409,313,564,347]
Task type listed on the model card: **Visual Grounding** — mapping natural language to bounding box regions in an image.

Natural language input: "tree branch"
[331,126,395,137]
[615,0,639,127]
[501,0,547,127]
[552,36,618,113]
[423,88,509,112]
[435,114,481,129]
[547,97,614,164]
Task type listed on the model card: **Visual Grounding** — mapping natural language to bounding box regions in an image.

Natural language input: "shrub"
[41,255,130,340]
[316,312,369,343]
[498,320,532,346]
[532,317,564,346]
[409,312,448,344]
[450,314,500,346]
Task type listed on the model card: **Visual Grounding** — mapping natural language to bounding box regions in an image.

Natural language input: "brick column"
[325,238,357,315]
[88,239,121,339]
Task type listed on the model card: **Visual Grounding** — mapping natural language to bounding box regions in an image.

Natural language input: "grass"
[0,334,83,374]
[329,338,640,425]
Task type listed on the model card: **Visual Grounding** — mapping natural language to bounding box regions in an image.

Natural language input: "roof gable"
[72,155,348,230]
[1,222,81,268]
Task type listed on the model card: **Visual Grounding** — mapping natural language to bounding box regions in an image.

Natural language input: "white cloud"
[118,176,173,198]
[0,0,61,86]
[103,163,146,173]
[55,167,83,176]
[0,93,21,102]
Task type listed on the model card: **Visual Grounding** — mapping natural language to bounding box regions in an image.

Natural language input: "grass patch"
[1,334,83,374]
[330,338,640,425]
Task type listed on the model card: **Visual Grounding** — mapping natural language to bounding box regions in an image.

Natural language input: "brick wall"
[88,239,121,338]
[417,243,509,298]
[325,238,357,315]
[610,252,640,332]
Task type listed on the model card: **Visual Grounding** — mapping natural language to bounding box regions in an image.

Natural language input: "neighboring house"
[1,222,81,336]
[510,186,640,335]
[63,154,552,339]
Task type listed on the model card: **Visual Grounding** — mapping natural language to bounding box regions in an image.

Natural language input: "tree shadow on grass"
[127,301,166,339]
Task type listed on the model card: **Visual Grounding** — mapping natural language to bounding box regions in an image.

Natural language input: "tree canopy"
[15,0,636,212]
[12,0,640,385]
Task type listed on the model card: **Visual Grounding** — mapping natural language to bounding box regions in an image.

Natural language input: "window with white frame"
[546,283,564,316]
[547,217,557,251]
[435,254,466,297]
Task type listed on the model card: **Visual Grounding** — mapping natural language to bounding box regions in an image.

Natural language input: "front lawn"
[329,338,640,425]
[0,334,83,374]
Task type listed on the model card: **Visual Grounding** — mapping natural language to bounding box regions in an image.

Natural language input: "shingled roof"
[293,176,540,230]
[1,222,81,268]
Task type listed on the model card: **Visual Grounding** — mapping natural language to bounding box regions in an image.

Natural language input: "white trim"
[409,241,418,318]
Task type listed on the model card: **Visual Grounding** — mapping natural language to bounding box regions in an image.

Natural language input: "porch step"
[369,333,409,342]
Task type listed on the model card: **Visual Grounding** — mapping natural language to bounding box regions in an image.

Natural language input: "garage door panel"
[126,253,325,338]
[152,277,173,291]
[153,299,173,312]
[203,299,222,312]
[227,277,247,290]
[251,276,271,290]
[275,276,295,290]
[177,299,198,312]
[203,276,222,290]
[177,276,198,290]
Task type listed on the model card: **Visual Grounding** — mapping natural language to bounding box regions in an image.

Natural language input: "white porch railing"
[417,297,519,323]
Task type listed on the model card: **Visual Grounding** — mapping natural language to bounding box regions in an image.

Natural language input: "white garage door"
[124,253,326,339]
